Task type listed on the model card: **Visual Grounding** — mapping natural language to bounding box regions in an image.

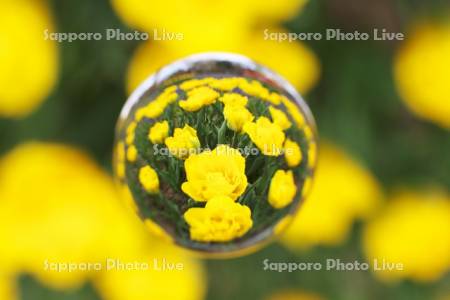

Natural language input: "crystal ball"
[114,53,317,257]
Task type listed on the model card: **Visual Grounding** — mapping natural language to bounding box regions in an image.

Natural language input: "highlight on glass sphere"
[114,52,318,256]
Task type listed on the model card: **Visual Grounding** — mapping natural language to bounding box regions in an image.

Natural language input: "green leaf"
[217,120,227,144]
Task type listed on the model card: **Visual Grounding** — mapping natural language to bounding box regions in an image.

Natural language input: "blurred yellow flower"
[118,186,175,243]
[184,195,252,242]
[179,86,219,112]
[284,138,302,167]
[0,273,16,300]
[149,120,169,144]
[0,143,143,288]
[268,170,297,209]
[0,0,58,118]
[139,165,159,193]
[165,124,201,159]
[111,0,306,49]
[273,215,294,236]
[223,104,254,132]
[241,27,319,94]
[94,240,205,300]
[363,189,450,282]
[280,143,382,249]
[394,22,450,129]
[117,184,138,213]
[0,142,205,300]
[182,145,248,202]
[244,117,285,156]
[126,36,320,96]
[269,106,292,130]
[143,219,173,243]
[266,290,325,300]
[112,0,319,95]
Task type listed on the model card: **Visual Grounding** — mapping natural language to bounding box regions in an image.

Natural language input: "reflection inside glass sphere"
[114,52,318,257]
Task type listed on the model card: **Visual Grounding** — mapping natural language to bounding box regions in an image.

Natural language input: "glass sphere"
[114,52,317,257]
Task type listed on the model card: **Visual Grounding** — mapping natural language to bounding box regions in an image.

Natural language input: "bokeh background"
[0,0,449,299]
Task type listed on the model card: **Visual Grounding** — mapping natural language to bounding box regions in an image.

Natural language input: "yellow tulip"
[284,138,302,167]
[135,100,167,121]
[219,92,248,106]
[223,104,254,132]
[268,170,297,209]
[184,195,252,242]
[179,86,219,112]
[269,106,292,130]
[243,117,285,156]
[181,145,247,202]
[138,165,159,193]
[164,124,201,159]
[148,120,169,144]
